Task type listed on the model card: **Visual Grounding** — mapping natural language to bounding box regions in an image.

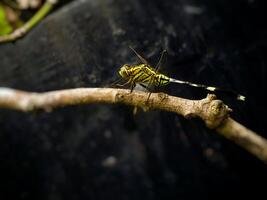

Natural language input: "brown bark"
[0,87,266,164]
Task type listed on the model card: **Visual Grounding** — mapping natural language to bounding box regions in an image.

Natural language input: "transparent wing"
[154,49,167,73]
[129,46,149,64]
[128,47,168,102]
[145,49,167,101]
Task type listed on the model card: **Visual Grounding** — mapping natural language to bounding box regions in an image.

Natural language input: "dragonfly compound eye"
[119,64,131,78]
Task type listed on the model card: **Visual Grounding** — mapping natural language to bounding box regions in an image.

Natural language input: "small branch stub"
[198,94,232,129]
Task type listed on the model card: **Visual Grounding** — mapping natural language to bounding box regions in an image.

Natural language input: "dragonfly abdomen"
[154,74,171,86]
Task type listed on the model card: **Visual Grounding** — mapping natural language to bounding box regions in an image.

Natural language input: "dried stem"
[0,87,266,164]
[0,0,56,43]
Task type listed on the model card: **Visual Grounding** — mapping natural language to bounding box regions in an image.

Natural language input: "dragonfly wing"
[154,49,167,72]
[145,49,167,90]
[144,49,167,102]
[134,83,150,92]
[109,77,124,87]
[129,46,149,64]
[128,47,167,102]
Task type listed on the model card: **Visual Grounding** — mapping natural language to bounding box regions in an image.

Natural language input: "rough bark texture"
[1,87,266,164]
[0,0,266,199]
[0,88,232,129]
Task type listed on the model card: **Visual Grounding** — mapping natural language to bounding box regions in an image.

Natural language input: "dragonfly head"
[119,64,131,79]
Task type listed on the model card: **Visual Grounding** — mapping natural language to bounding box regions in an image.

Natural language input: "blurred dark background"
[0,0,266,199]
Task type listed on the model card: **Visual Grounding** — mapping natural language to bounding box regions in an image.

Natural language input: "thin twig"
[0,0,57,43]
[0,87,266,164]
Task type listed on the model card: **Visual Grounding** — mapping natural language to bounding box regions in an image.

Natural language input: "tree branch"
[0,0,56,43]
[0,87,266,164]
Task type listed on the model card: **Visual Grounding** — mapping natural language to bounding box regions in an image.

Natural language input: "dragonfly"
[116,46,246,102]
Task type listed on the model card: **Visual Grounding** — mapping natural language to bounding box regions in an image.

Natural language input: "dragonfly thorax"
[119,64,149,79]
[119,63,171,86]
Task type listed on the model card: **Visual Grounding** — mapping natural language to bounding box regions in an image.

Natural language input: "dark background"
[0,0,266,199]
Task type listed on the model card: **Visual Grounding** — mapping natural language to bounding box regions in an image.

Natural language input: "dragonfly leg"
[146,92,152,104]
[130,82,136,93]
[145,75,155,104]
[109,77,124,87]
[116,78,132,87]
